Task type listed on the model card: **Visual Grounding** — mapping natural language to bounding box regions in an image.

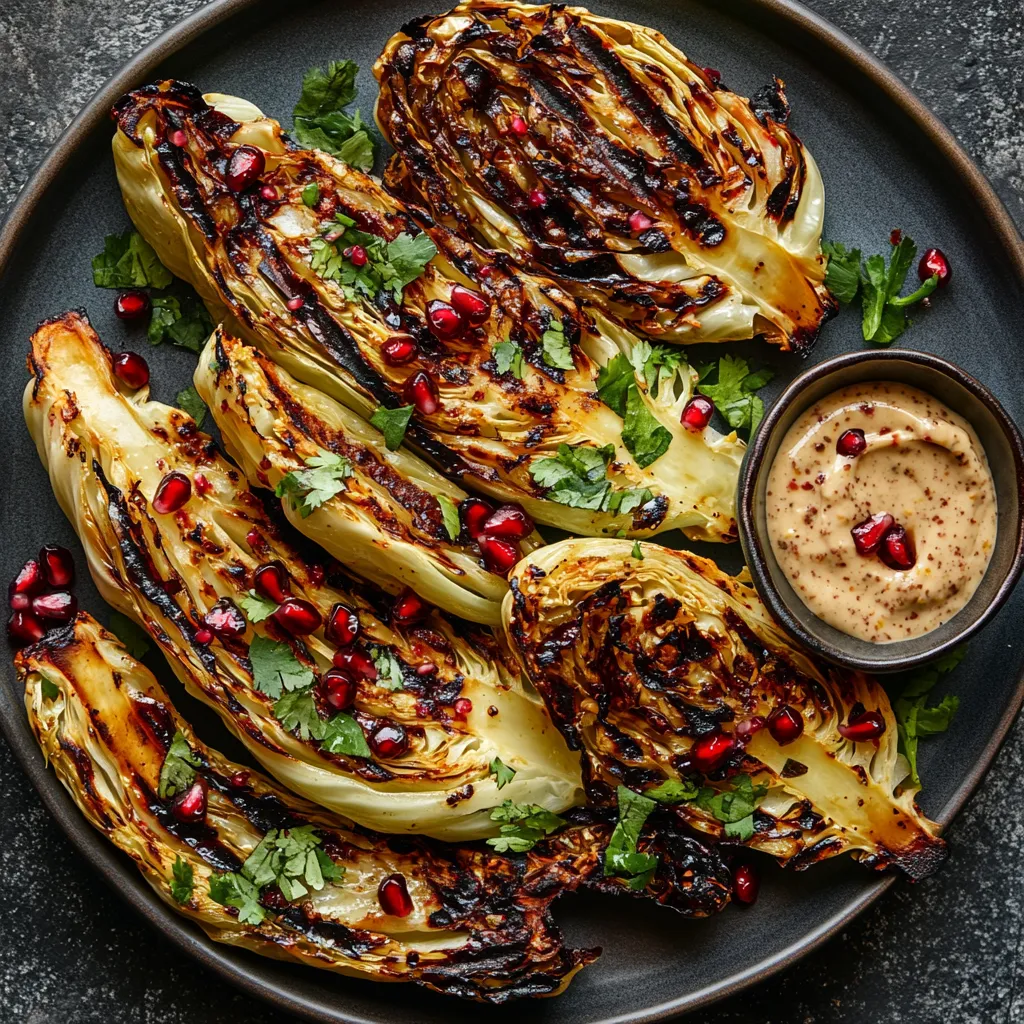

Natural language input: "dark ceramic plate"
[1,1,1022,1022]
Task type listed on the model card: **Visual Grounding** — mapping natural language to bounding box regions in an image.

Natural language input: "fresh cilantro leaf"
[370,647,405,691]
[109,611,151,660]
[148,291,214,351]
[646,778,699,803]
[92,230,173,289]
[489,757,516,790]
[241,826,342,902]
[595,353,634,417]
[170,856,194,905]
[486,801,566,853]
[886,235,917,301]
[530,443,655,516]
[493,340,525,378]
[631,540,644,560]
[384,233,439,294]
[540,318,574,371]
[694,774,768,841]
[860,252,890,341]
[239,590,277,623]
[158,730,201,800]
[292,60,377,171]
[628,341,687,398]
[697,355,774,438]
[301,182,320,207]
[822,241,862,304]
[437,494,461,541]
[604,786,659,889]
[320,712,371,757]
[622,384,672,468]
[209,871,265,925]
[175,385,207,428]
[338,129,375,172]
[370,405,414,451]
[275,450,352,517]
[273,689,326,742]
[40,677,60,701]
[249,634,314,699]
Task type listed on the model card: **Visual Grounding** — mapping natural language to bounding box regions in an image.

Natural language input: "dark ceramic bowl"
[738,349,1024,673]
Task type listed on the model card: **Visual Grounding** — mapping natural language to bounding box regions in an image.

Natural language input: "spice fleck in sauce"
[766,381,997,643]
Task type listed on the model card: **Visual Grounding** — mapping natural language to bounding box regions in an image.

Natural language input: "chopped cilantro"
[370,404,414,451]
[249,634,314,699]
[603,786,659,889]
[694,774,768,841]
[489,757,516,790]
[175,385,207,428]
[157,730,201,800]
[631,540,644,560]
[148,291,214,352]
[646,778,699,803]
[109,611,151,660]
[273,689,326,741]
[242,825,343,901]
[40,677,60,701]
[493,340,525,378]
[540,317,574,371]
[629,341,687,398]
[320,712,372,757]
[622,384,672,468]
[595,354,634,417]
[529,443,652,515]
[697,355,774,437]
[238,590,278,624]
[370,647,405,691]
[291,60,377,171]
[436,493,461,541]
[91,230,173,290]
[275,450,352,518]
[208,870,265,925]
[170,856,194,905]
[301,182,320,207]
[486,801,566,853]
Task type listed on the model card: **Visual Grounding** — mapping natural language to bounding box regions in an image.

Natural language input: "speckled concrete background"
[1,1,1022,1022]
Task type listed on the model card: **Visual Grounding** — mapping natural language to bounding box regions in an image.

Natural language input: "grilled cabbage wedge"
[503,539,946,879]
[195,329,537,626]
[376,1,834,351]
[16,614,598,1001]
[111,81,744,542]
[24,312,583,839]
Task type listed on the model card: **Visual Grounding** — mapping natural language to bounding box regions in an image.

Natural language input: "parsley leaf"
[40,677,60,701]
[622,384,672,468]
[370,647,405,691]
[209,870,265,925]
[603,786,659,889]
[821,241,862,304]
[529,443,653,515]
[92,231,173,289]
[694,774,768,841]
[275,450,352,518]
[249,635,314,699]
[292,60,377,171]
[436,493,461,541]
[148,291,214,352]
[540,318,574,371]
[242,826,342,901]
[238,590,277,624]
[628,341,687,398]
[109,611,151,660]
[273,689,326,741]
[697,355,774,437]
[486,801,566,853]
[175,385,207,428]
[493,340,525,378]
[320,712,371,757]
[489,757,516,790]
[301,182,320,207]
[595,354,634,418]
[158,730,201,800]
[370,405,414,451]
[631,540,644,560]
[597,352,673,468]
[646,778,699,803]
[170,856,194,905]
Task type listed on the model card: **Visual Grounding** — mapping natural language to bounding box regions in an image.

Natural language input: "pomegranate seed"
[369,721,408,759]
[325,603,360,646]
[228,771,251,789]
[203,598,246,638]
[681,395,714,432]
[879,524,916,570]
[703,66,722,86]
[112,350,151,389]
[194,628,214,645]
[918,247,951,287]
[169,129,188,147]
[836,428,866,457]
[9,592,29,612]
[333,648,377,680]
[453,697,472,718]
[690,731,734,773]
[320,668,357,711]
[39,546,75,588]
[378,873,414,917]
[10,559,45,607]
[460,497,494,539]
[406,371,440,415]
[392,589,427,626]
[838,710,886,742]
[509,114,528,137]
[417,661,437,676]
[628,210,653,233]
[347,245,368,267]
[767,705,803,745]
[115,290,151,321]
[32,591,77,622]
[253,561,290,604]
[272,597,322,635]
[259,184,278,200]
[890,228,903,246]
[7,609,46,647]
[482,504,534,540]
[225,145,265,192]
[478,535,520,576]
[381,335,418,365]
[450,285,491,327]
[851,512,894,556]
[425,300,464,339]
[152,472,192,515]
[733,863,759,905]
[735,716,766,739]
[286,295,304,311]
[171,779,207,823]
[528,189,547,208]
[193,474,212,496]
[246,528,263,551]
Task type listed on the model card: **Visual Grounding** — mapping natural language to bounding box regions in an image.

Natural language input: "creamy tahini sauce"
[766,381,997,643]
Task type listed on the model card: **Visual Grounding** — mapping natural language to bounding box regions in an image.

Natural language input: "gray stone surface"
[0,1,1022,1022]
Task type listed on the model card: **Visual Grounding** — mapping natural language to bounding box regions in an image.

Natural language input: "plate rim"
[1,0,1022,1021]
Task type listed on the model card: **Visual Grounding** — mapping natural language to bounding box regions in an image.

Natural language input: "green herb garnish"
[493,340,525,378]
[157,730,201,800]
[109,611,151,660]
[530,443,652,514]
[540,317,574,371]
[292,60,377,171]
[275,450,352,518]
[486,801,566,853]
[436,494,461,541]
[175,385,207,428]
[249,635,314,699]
[170,856,194,905]
[696,356,774,437]
[489,757,517,790]
[370,404,414,451]
[92,231,172,290]
[603,786,659,889]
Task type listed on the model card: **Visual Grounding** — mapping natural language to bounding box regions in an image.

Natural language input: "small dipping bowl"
[738,349,1024,672]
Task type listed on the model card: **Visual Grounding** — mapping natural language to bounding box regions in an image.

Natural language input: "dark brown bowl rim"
[1,0,1023,1022]
[737,348,1024,673]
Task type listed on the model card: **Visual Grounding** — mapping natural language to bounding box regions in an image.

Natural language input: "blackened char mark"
[751,78,791,126]
[276,905,385,957]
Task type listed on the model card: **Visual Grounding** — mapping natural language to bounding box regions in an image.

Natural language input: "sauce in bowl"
[765,381,997,643]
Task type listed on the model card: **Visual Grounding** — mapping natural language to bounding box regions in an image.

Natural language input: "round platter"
[1,0,1022,1021]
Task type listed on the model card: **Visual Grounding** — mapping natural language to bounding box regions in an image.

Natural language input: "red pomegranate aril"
[703,66,722,86]
[272,597,322,635]
[836,428,866,458]
[482,504,534,540]
[228,771,251,789]
[169,129,188,147]
[690,731,734,773]
[226,145,265,192]
[253,561,290,604]
[194,628,214,646]
[767,705,804,745]
[460,497,494,539]
[918,247,952,287]
[32,591,77,622]
[392,589,427,626]
[203,597,246,638]
[259,184,278,200]
[735,715,766,739]
[406,371,440,415]
[878,524,916,570]
[112,351,151,390]
[838,710,886,742]
[369,721,408,759]
[115,290,151,321]
[10,559,45,606]
[733,863,759,905]
[320,668,357,711]
[681,395,714,432]
[378,873,414,917]
[528,189,547,208]
[478,535,520,576]
[286,295,304,312]
[453,697,472,718]
[425,299,464,339]
[347,245,368,268]
[450,285,491,327]
[152,471,192,514]
[628,210,653,233]
[171,779,207,823]
[325,603,360,646]
[381,335,418,365]
[193,474,212,496]
[509,114,528,137]
[245,528,262,551]
[39,545,75,588]
[850,511,894,556]
[9,592,29,612]
[333,648,377,680]
[7,609,45,647]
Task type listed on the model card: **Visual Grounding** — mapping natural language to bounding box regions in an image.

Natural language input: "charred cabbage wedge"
[16,614,598,1001]
[111,81,744,541]
[24,312,582,839]
[503,539,946,879]
[376,1,834,351]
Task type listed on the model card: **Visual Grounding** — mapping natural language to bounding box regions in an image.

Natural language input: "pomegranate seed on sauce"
[228,771,250,789]
[259,184,278,200]
[449,285,491,326]
[527,189,547,208]
[194,628,214,646]
[890,228,903,246]
[32,591,77,622]
[879,524,916,570]
[838,710,886,742]
[918,247,951,287]
[381,335,418,365]
[115,290,150,321]
[7,610,46,647]
[482,504,534,540]
[459,497,494,539]
[425,300,464,339]
[225,146,265,192]
[286,295,304,311]
[171,779,208,823]
[39,546,75,588]
[203,598,247,638]
[325,603,360,646]
[369,721,408,759]
[850,512,894,557]
[193,474,212,496]
[152,472,192,514]
[733,863,760,905]
[478,535,520,576]
[690,731,734,773]
[835,428,866,457]
[767,705,803,745]
[406,371,440,415]
[702,67,722,86]
[333,648,377,680]
[169,129,188,147]
[112,351,150,389]
[628,210,653,234]
[509,114,529,137]
[272,598,322,635]
[681,395,714,432]
[253,561,290,604]
[320,668,357,711]
[392,589,427,626]
[378,873,414,917]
